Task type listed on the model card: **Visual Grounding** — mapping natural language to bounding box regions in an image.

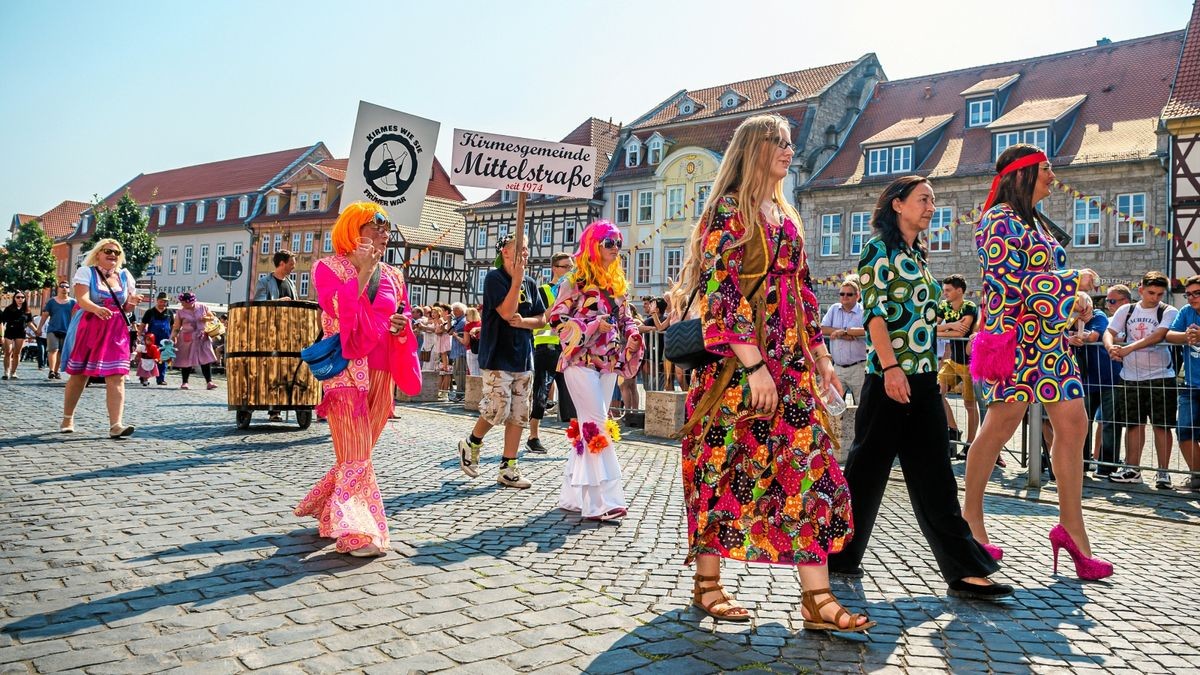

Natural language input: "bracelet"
[744,360,767,375]
[883,363,901,373]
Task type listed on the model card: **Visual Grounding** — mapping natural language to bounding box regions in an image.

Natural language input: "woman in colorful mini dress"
[170,292,219,390]
[294,202,419,557]
[549,220,644,522]
[965,144,1112,580]
[677,114,870,631]
[60,238,142,437]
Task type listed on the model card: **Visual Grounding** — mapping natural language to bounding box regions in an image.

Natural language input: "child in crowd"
[136,334,161,386]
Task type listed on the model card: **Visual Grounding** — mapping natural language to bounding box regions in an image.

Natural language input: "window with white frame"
[648,137,663,165]
[666,185,684,219]
[322,231,332,253]
[431,251,442,267]
[1116,193,1146,246]
[299,272,310,298]
[635,250,652,285]
[637,191,653,223]
[695,184,712,217]
[260,235,270,255]
[625,140,641,167]
[867,148,889,176]
[176,203,186,224]
[310,191,321,211]
[891,145,912,173]
[199,244,209,273]
[1022,128,1048,153]
[498,222,509,239]
[994,131,1020,158]
[849,212,871,256]
[288,272,297,286]
[159,206,168,226]
[298,193,308,211]
[196,200,205,223]
[183,245,194,274]
[476,226,487,248]
[304,231,314,252]
[444,253,455,268]
[267,195,279,215]
[233,242,243,257]
[216,243,226,260]
[541,220,552,246]
[615,192,631,224]
[217,198,227,220]
[273,233,282,252]
[291,232,301,252]
[664,247,683,283]
[929,207,953,253]
[238,196,249,218]
[968,99,993,127]
[500,190,514,203]
[168,246,178,274]
[1073,197,1101,247]
[475,269,488,294]
[411,284,426,307]
[564,219,577,244]
[257,272,267,285]
[820,214,842,257]
[540,267,551,283]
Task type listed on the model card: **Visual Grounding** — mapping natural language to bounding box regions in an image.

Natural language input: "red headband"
[982,151,1048,212]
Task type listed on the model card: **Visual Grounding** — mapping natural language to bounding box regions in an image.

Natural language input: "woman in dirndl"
[60,238,142,437]
[170,292,218,390]
[294,202,420,557]
[549,220,644,521]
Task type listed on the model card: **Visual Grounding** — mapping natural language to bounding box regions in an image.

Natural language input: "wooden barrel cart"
[225,300,321,429]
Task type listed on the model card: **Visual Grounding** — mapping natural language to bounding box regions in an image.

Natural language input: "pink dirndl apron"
[65,268,132,377]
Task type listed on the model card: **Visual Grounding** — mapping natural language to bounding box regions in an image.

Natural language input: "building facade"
[1165,2,1200,282]
[799,32,1184,304]
[462,118,620,304]
[5,200,89,312]
[599,57,883,297]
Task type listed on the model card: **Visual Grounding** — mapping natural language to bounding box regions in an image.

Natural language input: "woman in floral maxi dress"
[678,114,870,631]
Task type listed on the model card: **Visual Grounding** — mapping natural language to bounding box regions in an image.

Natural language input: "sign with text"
[449,129,596,199]
[343,101,441,226]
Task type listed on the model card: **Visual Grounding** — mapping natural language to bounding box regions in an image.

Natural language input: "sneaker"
[457,438,481,478]
[47,372,55,380]
[1155,471,1173,490]
[497,461,531,489]
[526,437,548,454]
[1108,468,1142,484]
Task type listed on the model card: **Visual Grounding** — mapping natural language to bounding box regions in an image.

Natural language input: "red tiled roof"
[863,114,955,146]
[809,31,1185,188]
[960,74,1020,97]
[634,59,861,128]
[38,200,91,239]
[426,157,466,202]
[101,145,323,208]
[314,158,347,182]
[1164,1,1200,121]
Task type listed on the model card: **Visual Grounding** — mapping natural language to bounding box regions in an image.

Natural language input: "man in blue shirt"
[38,281,76,380]
[448,303,468,402]
[1166,274,1200,491]
[457,233,546,489]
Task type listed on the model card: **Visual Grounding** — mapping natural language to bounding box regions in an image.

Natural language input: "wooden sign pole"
[514,191,527,262]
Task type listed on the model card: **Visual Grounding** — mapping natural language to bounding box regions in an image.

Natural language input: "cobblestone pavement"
[1,376,1198,674]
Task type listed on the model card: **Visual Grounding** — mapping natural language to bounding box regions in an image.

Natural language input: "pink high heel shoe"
[980,542,1004,561]
[1049,524,1113,580]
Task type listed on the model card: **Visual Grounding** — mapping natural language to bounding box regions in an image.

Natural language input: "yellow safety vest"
[533,283,560,347]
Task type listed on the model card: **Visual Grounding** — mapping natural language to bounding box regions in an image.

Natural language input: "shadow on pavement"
[407,509,575,564]
[1,529,357,639]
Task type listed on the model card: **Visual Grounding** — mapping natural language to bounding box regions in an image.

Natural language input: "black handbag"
[663,227,783,371]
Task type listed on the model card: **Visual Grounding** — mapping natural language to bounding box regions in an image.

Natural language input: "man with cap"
[139,292,175,386]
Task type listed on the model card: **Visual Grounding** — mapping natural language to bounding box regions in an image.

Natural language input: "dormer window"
[647,136,664,165]
[994,128,1048,158]
[238,196,249,218]
[195,200,205,223]
[680,101,694,115]
[158,206,168,226]
[625,138,642,167]
[310,191,321,211]
[298,193,308,211]
[771,87,788,100]
[176,203,186,225]
[967,98,994,127]
[81,215,90,234]
[216,198,227,220]
[723,95,739,109]
[500,190,514,203]
[866,145,913,176]
[267,195,280,215]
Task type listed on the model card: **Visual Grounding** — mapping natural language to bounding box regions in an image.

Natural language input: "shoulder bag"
[302,264,381,381]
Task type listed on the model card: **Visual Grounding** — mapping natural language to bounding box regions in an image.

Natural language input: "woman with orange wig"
[293,202,420,557]
[549,220,644,521]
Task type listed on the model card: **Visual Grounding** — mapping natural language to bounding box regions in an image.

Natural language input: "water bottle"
[822,383,847,416]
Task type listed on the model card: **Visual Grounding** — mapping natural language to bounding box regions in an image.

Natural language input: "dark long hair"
[871,175,930,258]
[992,144,1045,232]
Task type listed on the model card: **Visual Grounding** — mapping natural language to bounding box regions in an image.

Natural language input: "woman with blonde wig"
[549,220,644,521]
[60,238,142,437]
[293,202,420,557]
[676,114,871,631]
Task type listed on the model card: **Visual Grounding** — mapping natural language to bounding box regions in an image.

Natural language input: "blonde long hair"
[82,238,127,269]
[672,114,799,309]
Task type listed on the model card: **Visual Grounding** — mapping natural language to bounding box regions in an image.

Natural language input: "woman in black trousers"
[827,176,1012,599]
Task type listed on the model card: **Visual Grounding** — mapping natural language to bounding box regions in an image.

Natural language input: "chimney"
[923,86,932,99]
[1097,37,1112,46]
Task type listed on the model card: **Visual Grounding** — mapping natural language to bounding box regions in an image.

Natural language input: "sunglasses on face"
[1105,298,1121,304]
[362,212,391,234]
[601,238,622,250]
[101,248,120,256]
[14,295,25,299]
[838,292,856,297]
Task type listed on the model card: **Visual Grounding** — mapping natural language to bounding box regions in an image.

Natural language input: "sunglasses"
[101,248,121,256]
[838,292,856,297]
[14,295,25,299]
[361,212,391,233]
[1104,298,1122,304]
[601,238,622,250]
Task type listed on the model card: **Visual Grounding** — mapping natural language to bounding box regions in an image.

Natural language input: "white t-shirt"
[1108,302,1178,381]
[73,266,137,296]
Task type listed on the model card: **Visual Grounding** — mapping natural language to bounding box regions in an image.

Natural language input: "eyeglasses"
[101,248,120,256]
[601,238,622,250]
[1185,291,1200,299]
[838,292,856,297]
[1105,298,1122,304]
[553,263,572,269]
[769,138,795,151]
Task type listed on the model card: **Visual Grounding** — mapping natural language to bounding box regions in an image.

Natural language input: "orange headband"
[982,151,1047,212]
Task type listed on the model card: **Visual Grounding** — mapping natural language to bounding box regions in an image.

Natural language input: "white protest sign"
[449,129,596,199]
[343,101,441,226]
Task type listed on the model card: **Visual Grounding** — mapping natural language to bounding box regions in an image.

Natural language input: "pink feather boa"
[969,330,1017,382]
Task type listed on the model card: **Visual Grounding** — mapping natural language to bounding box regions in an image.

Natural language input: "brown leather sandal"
[692,573,750,622]
[800,587,875,633]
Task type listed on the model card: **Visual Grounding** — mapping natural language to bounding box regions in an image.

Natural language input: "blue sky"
[0,0,1192,240]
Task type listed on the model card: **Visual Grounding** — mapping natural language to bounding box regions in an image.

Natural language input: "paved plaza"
[1,376,1198,674]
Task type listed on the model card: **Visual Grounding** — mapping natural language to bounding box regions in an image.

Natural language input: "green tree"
[86,190,158,277]
[0,219,57,293]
